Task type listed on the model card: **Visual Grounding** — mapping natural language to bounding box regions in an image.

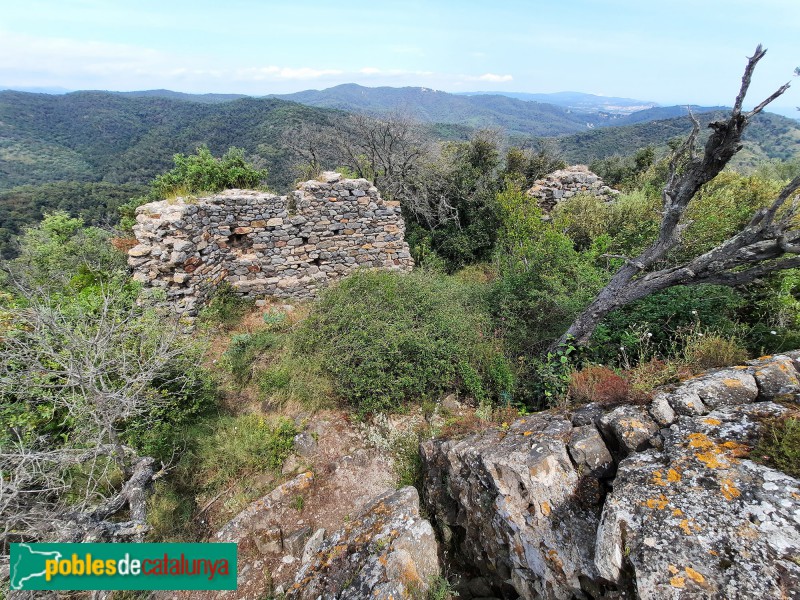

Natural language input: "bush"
[683,333,749,371]
[291,270,513,414]
[754,416,800,478]
[223,329,283,386]
[152,145,267,198]
[198,283,253,330]
[189,415,297,493]
[568,365,629,405]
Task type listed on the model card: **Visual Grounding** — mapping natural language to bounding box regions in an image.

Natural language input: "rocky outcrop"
[422,354,800,599]
[128,172,413,316]
[597,401,799,599]
[422,414,615,599]
[288,486,440,599]
[526,165,619,212]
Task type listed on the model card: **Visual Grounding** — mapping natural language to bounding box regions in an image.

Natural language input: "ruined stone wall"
[128,172,414,316]
[526,164,619,211]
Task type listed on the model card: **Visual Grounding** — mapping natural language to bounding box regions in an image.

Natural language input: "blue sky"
[1,0,798,113]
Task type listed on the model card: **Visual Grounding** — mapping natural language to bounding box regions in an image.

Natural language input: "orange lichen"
[667,468,681,482]
[645,494,669,510]
[688,433,714,449]
[685,567,705,584]
[672,508,684,517]
[721,441,750,458]
[670,576,686,588]
[541,501,551,516]
[733,365,748,370]
[721,378,743,388]
[695,451,725,469]
[720,478,741,501]
[523,431,533,436]
[651,470,666,487]
[708,550,718,556]
[679,519,692,535]
[703,418,722,426]
[668,565,679,574]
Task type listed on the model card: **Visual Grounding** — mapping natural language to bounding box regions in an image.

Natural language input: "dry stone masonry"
[526,165,619,212]
[128,172,414,316]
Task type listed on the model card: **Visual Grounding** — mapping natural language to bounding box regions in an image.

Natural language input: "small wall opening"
[229,233,252,250]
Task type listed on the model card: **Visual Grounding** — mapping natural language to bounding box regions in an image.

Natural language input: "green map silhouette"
[10,544,62,590]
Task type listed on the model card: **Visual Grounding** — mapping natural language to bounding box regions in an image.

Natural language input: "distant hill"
[551,110,800,169]
[269,84,593,137]
[457,90,658,115]
[0,90,341,254]
[0,90,338,192]
[114,89,249,103]
[0,88,797,256]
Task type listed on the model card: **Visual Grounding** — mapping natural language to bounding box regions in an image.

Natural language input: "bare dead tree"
[0,282,190,545]
[554,45,798,349]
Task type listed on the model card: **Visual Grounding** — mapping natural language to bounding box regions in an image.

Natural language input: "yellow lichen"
[672,508,684,517]
[679,519,692,535]
[541,501,551,516]
[668,565,679,574]
[722,378,743,388]
[685,567,705,584]
[695,451,725,469]
[688,432,714,449]
[721,478,741,501]
[645,494,669,510]
[670,576,686,588]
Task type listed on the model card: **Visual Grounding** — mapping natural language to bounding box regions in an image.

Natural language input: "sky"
[1,0,798,114]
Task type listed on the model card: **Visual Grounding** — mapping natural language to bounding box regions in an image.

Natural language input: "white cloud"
[234,66,344,81]
[472,73,513,83]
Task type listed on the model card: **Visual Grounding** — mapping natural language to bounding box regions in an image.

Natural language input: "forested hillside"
[1,88,798,257]
[551,109,800,168]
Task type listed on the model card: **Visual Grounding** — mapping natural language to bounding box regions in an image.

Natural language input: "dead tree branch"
[554,45,794,348]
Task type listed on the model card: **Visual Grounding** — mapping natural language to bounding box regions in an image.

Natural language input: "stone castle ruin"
[127,172,414,316]
[526,164,619,211]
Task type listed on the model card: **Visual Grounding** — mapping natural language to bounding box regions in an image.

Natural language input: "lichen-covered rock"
[599,405,659,456]
[649,393,676,427]
[679,368,759,409]
[568,425,614,477]
[595,402,800,599]
[287,486,439,599]
[422,413,611,600]
[748,355,800,399]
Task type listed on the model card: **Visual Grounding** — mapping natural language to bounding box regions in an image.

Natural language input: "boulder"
[599,405,659,455]
[422,413,611,600]
[749,355,800,399]
[287,486,439,599]
[595,402,800,599]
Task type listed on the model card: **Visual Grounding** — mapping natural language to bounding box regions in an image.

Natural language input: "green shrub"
[223,329,283,385]
[591,285,744,363]
[491,183,605,360]
[291,270,512,414]
[189,415,297,493]
[683,333,749,371]
[151,145,267,198]
[199,283,252,330]
[393,433,423,490]
[754,416,800,478]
